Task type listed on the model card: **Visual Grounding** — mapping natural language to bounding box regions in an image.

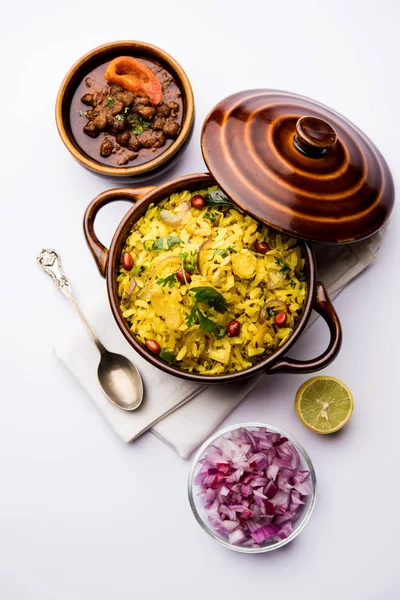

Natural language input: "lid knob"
[294,116,337,157]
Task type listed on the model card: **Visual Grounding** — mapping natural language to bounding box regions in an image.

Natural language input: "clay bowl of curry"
[56,41,195,178]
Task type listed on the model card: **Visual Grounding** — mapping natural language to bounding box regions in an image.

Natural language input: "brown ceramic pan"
[84,173,342,383]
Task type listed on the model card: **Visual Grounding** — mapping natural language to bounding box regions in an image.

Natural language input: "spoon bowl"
[97,350,144,411]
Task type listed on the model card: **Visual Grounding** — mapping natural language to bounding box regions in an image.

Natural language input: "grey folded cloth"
[54,229,385,458]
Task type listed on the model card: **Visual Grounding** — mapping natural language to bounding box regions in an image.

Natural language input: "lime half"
[295,376,354,434]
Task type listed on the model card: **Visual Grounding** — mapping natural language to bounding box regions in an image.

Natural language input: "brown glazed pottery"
[202,90,394,244]
[56,41,195,178]
[84,173,342,384]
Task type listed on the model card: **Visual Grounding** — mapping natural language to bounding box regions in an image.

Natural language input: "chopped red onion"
[251,523,281,543]
[229,529,246,545]
[293,471,313,495]
[264,480,277,499]
[194,427,312,547]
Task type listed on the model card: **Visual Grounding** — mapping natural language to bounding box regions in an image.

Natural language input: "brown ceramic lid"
[201,89,394,243]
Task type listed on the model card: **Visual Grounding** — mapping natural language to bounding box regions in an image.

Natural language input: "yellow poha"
[117,187,307,375]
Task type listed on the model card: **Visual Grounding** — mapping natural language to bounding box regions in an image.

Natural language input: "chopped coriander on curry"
[131,116,152,135]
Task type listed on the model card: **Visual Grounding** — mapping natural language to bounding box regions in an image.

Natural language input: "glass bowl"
[188,422,317,553]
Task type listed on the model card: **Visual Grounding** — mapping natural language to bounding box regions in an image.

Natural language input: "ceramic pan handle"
[83,187,155,277]
[294,116,337,157]
[268,282,342,374]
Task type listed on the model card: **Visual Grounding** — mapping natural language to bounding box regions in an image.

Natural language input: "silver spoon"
[37,249,144,411]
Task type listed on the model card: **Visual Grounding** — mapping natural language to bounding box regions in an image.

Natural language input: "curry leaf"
[190,286,228,313]
[151,236,183,251]
[204,189,233,206]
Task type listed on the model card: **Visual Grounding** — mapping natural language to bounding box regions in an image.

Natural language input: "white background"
[1,1,399,598]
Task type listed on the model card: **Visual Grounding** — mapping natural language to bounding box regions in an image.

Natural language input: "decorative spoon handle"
[37,248,105,354]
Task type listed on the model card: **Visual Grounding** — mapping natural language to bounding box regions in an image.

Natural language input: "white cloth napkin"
[54,231,384,458]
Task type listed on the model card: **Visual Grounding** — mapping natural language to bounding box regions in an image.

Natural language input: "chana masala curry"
[70,56,183,167]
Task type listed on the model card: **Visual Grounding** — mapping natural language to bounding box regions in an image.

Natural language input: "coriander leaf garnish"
[106,96,114,108]
[274,256,291,274]
[132,122,143,135]
[213,247,237,259]
[204,189,234,207]
[180,250,197,273]
[197,308,216,333]
[156,273,177,288]
[186,304,197,327]
[185,286,228,332]
[186,304,198,328]
[151,236,183,252]
[190,287,228,313]
[132,116,152,135]
[185,300,215,333]
[115,107,131,121]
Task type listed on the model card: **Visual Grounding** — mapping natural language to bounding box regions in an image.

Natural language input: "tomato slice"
[104,56,162,105]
